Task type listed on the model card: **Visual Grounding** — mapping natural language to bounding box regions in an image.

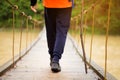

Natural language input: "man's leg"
[52,7,72,63]
[44,8,56,59]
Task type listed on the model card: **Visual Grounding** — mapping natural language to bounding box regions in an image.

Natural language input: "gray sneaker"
[51,62,61,72]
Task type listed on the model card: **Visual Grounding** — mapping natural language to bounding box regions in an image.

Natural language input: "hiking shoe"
[51,62,61,72]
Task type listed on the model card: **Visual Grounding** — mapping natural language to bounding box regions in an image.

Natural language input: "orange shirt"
[43,0,72,8]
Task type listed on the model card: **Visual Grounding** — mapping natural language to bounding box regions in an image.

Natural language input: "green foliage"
[94,0,120,35]
[0,0,44,28]
[72,0,120,35]
[0,0,120,35]
[0,1,12,22]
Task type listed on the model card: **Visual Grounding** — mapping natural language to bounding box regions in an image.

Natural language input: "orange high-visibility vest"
[43,0,72,8]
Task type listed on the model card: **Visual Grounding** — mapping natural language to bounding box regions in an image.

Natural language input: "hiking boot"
[51,62,61,72]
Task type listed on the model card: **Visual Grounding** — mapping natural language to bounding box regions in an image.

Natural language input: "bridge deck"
[1,30,100,80]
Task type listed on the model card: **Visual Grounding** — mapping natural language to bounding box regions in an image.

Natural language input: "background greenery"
[0,0,120,35]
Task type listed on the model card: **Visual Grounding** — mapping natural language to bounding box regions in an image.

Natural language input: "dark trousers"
[44,7,72,62]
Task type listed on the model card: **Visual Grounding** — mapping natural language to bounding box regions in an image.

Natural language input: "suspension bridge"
[0,0,118,80]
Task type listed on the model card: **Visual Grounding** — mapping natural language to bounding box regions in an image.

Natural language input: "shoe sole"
[51,65,61,72]
[51,68,61,73]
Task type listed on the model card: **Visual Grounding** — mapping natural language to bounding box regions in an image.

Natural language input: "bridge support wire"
[26,17,28,49]
[104,0,111,80]
[89,4,95,64]
[80,0,87,74]
[12,7,15,68]
[12,5,18,68]
[19,12,25,60]
[83,12,87,46]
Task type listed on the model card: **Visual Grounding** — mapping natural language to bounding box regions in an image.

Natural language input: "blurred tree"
[0,0,43,28]
[0,0,120,35]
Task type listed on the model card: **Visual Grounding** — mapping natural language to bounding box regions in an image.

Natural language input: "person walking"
[30,0,73,72]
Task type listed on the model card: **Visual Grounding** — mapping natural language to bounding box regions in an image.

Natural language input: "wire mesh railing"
[0,0,43,75]
[69,0,114,80]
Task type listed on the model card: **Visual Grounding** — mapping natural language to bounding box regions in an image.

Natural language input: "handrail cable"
[6,0,26,17]
[104,0,111,80]
[83,0,99,14]
[5,0,41,24]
